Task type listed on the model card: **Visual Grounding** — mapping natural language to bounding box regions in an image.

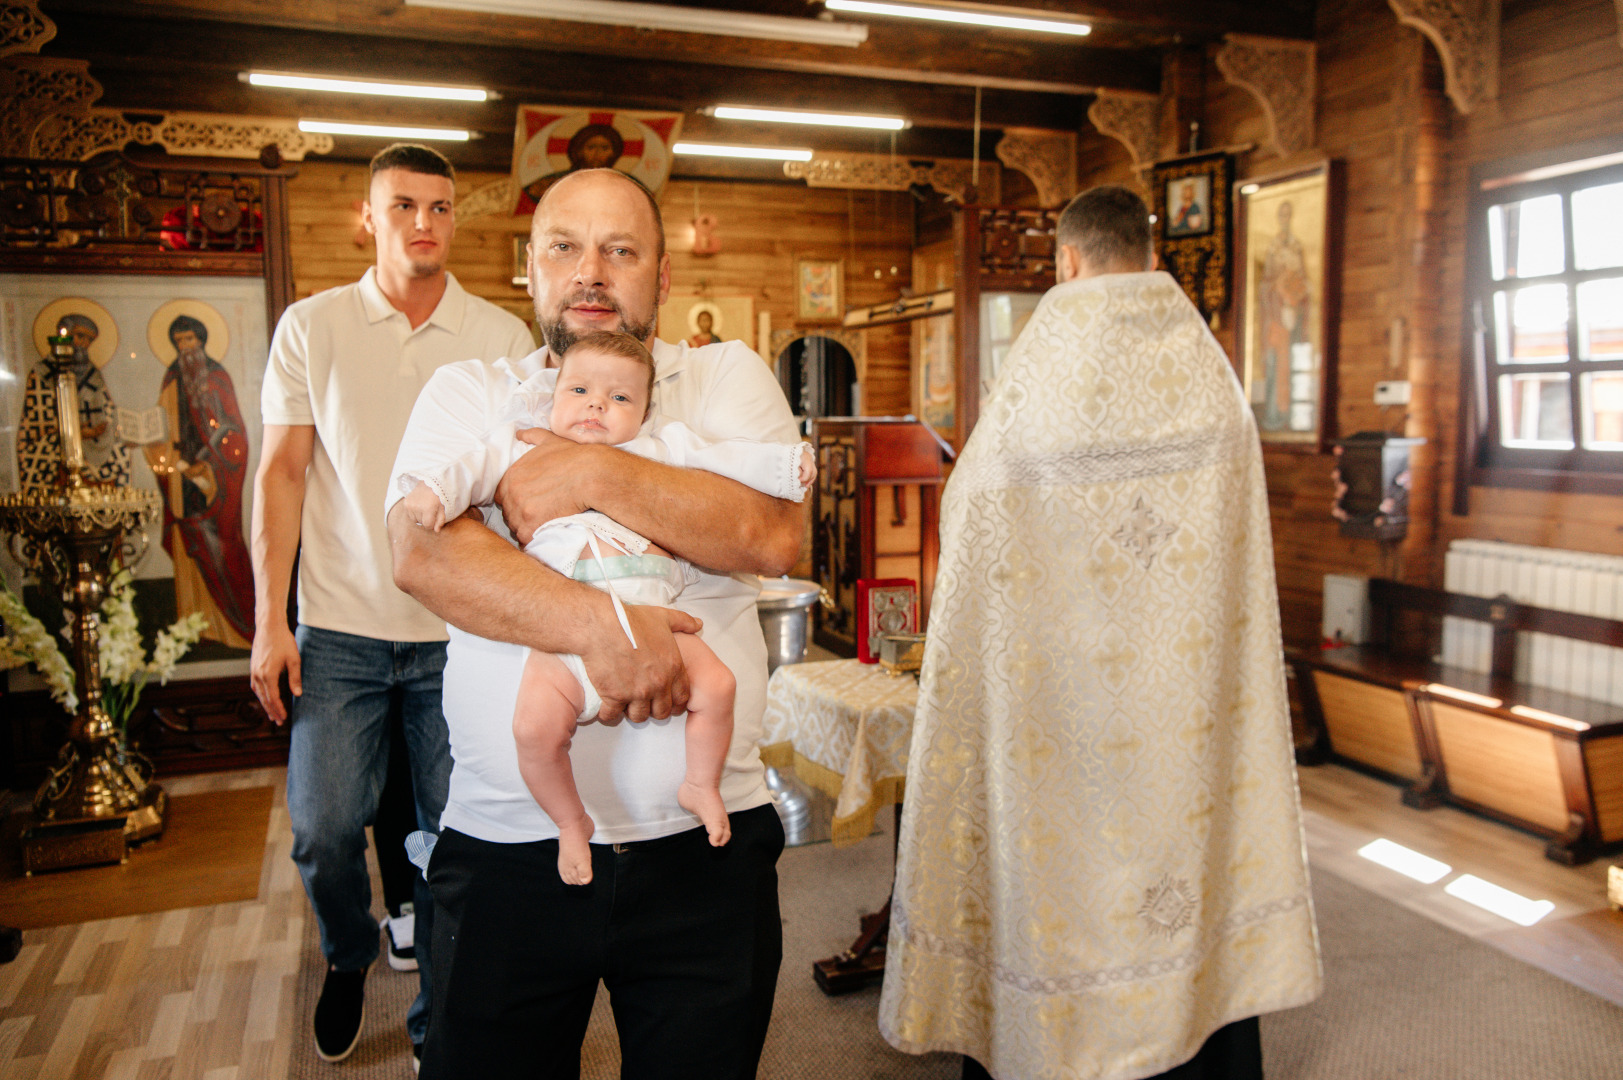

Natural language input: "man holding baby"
[387,166,805,1079]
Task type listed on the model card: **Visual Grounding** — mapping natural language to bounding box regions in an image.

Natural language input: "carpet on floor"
[289,831,1623,1080]
[0,785,273,929]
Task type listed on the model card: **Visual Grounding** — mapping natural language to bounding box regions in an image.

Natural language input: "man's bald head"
[533,168,666,261]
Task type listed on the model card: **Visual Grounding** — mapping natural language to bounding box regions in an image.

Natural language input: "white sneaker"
[382,909,417,972]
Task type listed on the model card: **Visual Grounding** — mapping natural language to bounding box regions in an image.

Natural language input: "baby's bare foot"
[678,781,731,847]
[556,819,595,885]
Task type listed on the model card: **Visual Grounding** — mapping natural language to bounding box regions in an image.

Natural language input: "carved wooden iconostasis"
[0,148,302,786]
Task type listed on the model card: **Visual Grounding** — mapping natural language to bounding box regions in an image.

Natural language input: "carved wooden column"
[1214,34,1318,158]
[994,129,1076,208]
[1387,0,1501,114]
[1086,90,1160,191]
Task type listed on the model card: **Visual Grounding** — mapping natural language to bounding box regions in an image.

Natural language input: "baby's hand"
[797,446,817,489]
[402,482,447,532]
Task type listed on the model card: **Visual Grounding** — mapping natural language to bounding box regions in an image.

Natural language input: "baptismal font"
[1,326,166,872]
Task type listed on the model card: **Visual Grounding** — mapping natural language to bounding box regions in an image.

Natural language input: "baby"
[400,330,814,884]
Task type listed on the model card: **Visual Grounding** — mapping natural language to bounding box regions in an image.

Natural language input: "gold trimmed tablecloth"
[760,659,919,846]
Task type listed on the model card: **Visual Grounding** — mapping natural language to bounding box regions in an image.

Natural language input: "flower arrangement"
[0,569,210,749]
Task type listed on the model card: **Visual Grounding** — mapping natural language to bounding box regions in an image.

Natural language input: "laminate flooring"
[0,761,1619,1078]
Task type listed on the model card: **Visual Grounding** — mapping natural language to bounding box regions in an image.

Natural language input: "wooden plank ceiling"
[36,0,1314,174]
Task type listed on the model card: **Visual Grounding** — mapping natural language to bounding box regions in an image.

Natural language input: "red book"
[856,578,917,663]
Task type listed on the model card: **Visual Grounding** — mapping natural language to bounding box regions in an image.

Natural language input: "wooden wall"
[1069,0,1623,650]
[283,163,915,413]
[1434,0,1623,555]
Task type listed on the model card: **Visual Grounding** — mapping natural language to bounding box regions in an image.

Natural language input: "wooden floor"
[0,761,1620,1078]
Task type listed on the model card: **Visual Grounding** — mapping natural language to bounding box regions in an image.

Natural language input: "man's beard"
[537,288,657,355]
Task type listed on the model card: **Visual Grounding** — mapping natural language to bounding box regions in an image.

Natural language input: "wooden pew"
[1291,579,1623,865]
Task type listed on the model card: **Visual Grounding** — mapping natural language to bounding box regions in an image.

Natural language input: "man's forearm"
[581,451,805,575]
[250,469,304,629]
[388,503,612,654]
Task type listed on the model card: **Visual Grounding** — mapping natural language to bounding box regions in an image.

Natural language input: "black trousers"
[962,1017,1263,1080]
[421,805,785,1080]
[372,697,419,920]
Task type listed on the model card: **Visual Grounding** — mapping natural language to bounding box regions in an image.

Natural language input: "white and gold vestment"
[880,271,1322,1080]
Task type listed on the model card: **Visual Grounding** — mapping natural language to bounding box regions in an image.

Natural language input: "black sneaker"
[413,1041,422,1074]
[313,965,367,1061]
[382,909,418,972]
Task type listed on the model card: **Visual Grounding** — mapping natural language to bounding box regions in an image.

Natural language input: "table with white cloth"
[760,658,919,847]
[759,658,918,992]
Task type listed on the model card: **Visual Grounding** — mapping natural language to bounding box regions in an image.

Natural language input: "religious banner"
[1150,151,1234,322]
[511,106,682,215]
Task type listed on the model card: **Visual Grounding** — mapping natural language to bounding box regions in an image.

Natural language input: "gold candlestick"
[1,329,166,873]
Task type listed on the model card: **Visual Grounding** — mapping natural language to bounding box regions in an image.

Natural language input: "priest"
[880,185,1322,1080]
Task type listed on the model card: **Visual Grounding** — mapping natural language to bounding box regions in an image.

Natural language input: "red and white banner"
[511,106,683,215]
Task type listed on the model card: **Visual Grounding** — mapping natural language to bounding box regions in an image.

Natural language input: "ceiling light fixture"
[823,0,1090,36]
[402,0,868,47]
[246,72,493,102]
[298,120,474,142]
[712,105,908,131]
[674,143,814,162]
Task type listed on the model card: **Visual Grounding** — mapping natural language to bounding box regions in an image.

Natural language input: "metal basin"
[756,576,820,673]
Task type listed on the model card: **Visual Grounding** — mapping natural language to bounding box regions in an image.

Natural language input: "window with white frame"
[1467,145,1623,492]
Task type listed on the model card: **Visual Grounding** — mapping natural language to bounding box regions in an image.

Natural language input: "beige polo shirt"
[261,268,534,642]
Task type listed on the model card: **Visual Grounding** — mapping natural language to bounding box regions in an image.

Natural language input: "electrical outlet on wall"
[1374,380,1411,406]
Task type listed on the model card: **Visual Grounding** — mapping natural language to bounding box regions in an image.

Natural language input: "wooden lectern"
[810,418,944,658]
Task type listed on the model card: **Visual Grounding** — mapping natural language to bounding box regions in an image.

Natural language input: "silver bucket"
[756,576,820,673]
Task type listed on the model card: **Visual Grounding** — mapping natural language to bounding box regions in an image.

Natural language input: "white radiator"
[1441,540,1623,705]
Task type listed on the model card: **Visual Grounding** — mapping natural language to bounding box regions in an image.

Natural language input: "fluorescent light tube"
[674,143,813,161]
[1357,838,1452,884]
[298,120,473,142]
[713,106,908,131]
[402,0,868,46]
[824,0,1090,36]
[247,72,491,102]
[1444,874,1555,926]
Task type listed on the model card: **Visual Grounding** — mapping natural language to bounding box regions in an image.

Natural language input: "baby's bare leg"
[673,634,735,847]
[512,650,596,884]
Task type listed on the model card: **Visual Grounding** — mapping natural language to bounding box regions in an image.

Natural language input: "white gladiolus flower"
[149,612,210,683]
[99,571,145,687]
[1,568,213,735]
[0,582,78,712]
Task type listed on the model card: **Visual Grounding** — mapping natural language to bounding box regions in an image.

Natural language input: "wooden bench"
[1291,578,1623,865]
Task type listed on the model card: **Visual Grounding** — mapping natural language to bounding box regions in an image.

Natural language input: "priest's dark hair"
[1057,185,1154,273]
[369,142,456,184]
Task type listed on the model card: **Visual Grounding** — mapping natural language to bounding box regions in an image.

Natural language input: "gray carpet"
[290,814,1623,1079]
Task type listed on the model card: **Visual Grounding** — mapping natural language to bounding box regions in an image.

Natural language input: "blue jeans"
[287,626,451,1046]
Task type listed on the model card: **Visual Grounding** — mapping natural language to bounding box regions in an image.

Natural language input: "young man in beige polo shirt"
[250,143,533,1065]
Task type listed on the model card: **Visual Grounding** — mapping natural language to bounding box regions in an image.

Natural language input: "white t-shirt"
[387,339,801,844]
[261,268,534,642]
